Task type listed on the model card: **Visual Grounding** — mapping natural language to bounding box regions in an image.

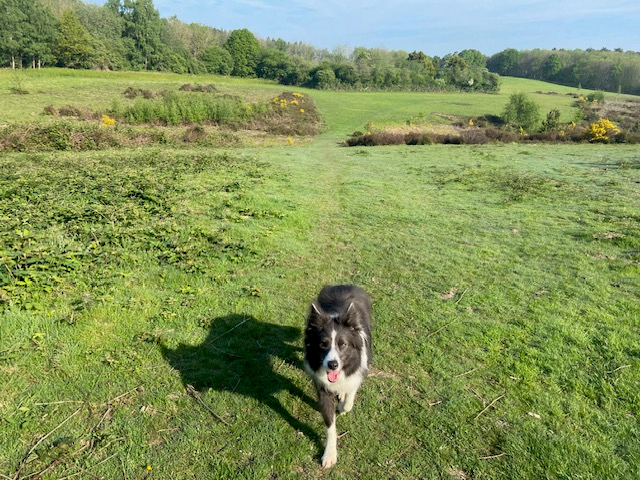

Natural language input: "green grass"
[0,69,288,125]
[0,69,639,479]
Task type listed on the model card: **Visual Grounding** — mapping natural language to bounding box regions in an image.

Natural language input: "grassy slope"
[2,68,637,127]
[0,69,639,479]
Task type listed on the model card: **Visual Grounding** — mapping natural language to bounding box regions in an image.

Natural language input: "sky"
[94,0,641,56]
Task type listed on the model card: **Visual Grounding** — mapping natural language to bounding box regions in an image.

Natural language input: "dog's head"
[305,302,366,382]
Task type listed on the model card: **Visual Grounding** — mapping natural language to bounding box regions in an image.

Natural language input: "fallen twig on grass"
[61,452,118,480]
[454,368,478,378]
[605,364,631,374]
[455,288,469,304]
[480,453,506,460]
[206,316,249,345]
[474,394,505,420]
[34,400,85,407]
[14,406,83,479]
[106,385,143,405]
[426,320,457,338]
[186,384,230,426]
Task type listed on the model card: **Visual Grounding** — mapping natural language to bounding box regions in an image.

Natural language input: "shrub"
[484,127,518,143]
[542,108,561,131]
[250,92,322,135]
[459,129,489,144]
[311,66,337,89]
[123,87,155,99]
[502,92,541,131]
[43,105,58,116]
[179,84,217,93]
[585,118,620,143]
[0,121,165,152]
[587,91,605,103]
[527,131,563,142]
[362,132,407,146]
[182,125,208,143]
[58,105,83,117]
[119,92,255,126]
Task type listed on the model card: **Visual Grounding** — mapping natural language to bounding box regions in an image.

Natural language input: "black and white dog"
[304,285,372,468]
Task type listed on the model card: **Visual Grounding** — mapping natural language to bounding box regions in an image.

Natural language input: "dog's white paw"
[337,400,352,413]
[321,446,337,468]
[338,392,355,414]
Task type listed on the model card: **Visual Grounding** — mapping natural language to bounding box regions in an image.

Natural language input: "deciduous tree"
[56,9,95,68]
[224,28,261,77]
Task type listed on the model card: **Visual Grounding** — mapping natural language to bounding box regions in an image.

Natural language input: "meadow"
[0,69,639,479]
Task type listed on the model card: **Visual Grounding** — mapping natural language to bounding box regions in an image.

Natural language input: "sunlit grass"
[0,69,638,479]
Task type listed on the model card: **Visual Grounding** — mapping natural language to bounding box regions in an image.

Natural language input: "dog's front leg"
[338,388,356,414]
[318,388,337,468]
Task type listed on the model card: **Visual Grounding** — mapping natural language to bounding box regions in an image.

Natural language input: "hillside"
[1,0,639,94]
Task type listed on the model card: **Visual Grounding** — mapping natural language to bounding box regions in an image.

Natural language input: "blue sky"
[96,0,640,56]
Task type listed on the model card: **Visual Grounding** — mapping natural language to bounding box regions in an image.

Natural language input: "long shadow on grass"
[160,314,320,446]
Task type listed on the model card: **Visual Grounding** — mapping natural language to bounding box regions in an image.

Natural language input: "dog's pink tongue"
[327,370,340,383]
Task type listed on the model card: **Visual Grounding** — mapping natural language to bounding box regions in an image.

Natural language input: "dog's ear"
[308,302,326,326]
[341,302,362,330]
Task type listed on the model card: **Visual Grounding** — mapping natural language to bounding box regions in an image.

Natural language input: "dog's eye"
[338,341,347,349]
[320,341,329,350]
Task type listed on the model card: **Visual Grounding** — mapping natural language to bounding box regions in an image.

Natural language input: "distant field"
[0,69,639,479]
[2,68,637,130]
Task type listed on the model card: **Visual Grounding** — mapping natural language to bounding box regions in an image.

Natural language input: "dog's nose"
[327,360,338,371]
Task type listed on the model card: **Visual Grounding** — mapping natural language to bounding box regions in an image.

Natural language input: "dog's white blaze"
[323,329,341,371]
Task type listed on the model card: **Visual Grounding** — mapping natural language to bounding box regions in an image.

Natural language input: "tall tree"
[107,0,164,69]
[459,49,486,69]
[256,47,293,81]
[0,0,25,67]
[200,45,233,75]
[224,28,261,77]
[26,1,57,67]
[487,48,520,75]
[0,0,56,68]
[55,8,95,68]
[441,54,470,87]
[75,1,129,69]
[542,53,563,80]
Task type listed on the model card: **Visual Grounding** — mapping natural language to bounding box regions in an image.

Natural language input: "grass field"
[0,69,639,479]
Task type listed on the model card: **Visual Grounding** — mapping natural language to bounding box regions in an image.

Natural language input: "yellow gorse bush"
[101,114,116,127]
[272,93,304,109]
[587,118,620,142]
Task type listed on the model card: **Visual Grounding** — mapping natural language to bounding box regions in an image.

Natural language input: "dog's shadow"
[160,314,320,445]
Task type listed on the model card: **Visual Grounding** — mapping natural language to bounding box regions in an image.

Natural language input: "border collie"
[304,285,372,468]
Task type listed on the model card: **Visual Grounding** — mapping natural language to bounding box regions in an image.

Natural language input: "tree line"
[1,0,638,94]
[487,48,639,95]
